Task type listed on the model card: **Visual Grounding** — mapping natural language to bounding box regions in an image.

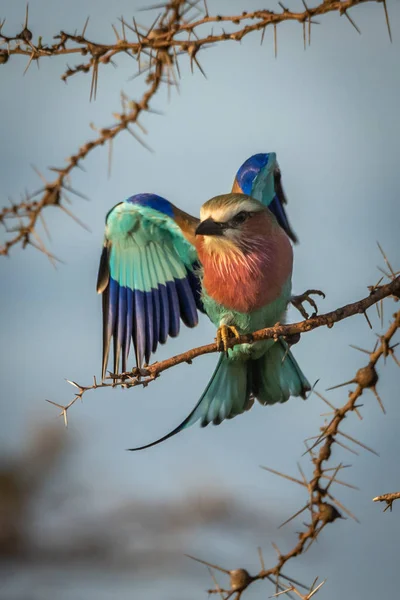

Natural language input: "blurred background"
[1,1,400,598]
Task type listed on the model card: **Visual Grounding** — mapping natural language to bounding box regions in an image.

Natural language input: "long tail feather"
[127,355,249,451]
[128,340,309,451]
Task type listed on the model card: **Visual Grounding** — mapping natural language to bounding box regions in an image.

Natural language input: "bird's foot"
[290,289,326,319]
[216,324,241,353]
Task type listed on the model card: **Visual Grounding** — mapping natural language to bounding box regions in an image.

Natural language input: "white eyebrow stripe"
[200,199,262,223]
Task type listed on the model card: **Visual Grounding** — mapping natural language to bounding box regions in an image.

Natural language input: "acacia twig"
[373,491,400,512]
[0,0,386,68]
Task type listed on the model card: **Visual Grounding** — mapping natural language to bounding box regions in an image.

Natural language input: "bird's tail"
[251,339,310,405]
[128,340,310,451]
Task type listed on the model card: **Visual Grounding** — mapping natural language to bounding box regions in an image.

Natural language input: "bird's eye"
[231,211,248,226]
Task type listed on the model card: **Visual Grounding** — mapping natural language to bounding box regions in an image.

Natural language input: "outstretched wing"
[97,193,203,378]
[232,153,298,243]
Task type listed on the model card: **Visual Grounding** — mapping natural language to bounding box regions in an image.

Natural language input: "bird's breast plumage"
[196,214,293,314]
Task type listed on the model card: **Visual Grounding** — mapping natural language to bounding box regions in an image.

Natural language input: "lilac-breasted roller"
[97,153,310,450]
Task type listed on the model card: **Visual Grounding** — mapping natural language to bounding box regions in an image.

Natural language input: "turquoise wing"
[233,153,298,243]
[97,194,203,378]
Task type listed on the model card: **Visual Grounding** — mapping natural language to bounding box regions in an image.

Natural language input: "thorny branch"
[0,0,393,256]
[47,272,400,425]
[0,1,181,258]
[373,491,400,512]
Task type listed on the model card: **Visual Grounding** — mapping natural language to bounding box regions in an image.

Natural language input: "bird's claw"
[216,324,241,353]
[291,289,326,319]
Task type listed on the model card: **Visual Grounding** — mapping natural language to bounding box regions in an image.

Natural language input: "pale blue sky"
[1,1,400,598]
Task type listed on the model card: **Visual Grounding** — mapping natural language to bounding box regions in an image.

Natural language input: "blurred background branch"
[1,426,285,600]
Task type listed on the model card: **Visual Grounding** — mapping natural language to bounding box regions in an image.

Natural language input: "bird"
[96,153,310,450]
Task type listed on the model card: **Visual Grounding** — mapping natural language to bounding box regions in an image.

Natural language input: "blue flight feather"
[134,291,146,367]
[235,153,271,196]
[175,277,198,328]
[144,291,154,365]
[186,264,205,312]
[144,244,160,354]
[152,287,161,353]
[108,277,119,352]
[166,281,180,337]
[126,193,174,218]
[158,284,169,345]
[268,196,293,243]
[116,283,127,373]
[124,288,134,372]
[234,153,298,243]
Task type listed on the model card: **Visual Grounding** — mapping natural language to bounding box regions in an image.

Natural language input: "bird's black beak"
[195,218,225,236]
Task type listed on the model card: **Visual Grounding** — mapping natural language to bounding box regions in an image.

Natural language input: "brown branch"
[373,491,400,512]
[47,274,400,426]
[0,0,391,256]
[0,1,387,68]
[0,75,163,257]
[112,274,400,379]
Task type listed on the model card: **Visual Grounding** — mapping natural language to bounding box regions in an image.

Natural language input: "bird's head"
[195,193,272,255]
[232,152,277,197]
